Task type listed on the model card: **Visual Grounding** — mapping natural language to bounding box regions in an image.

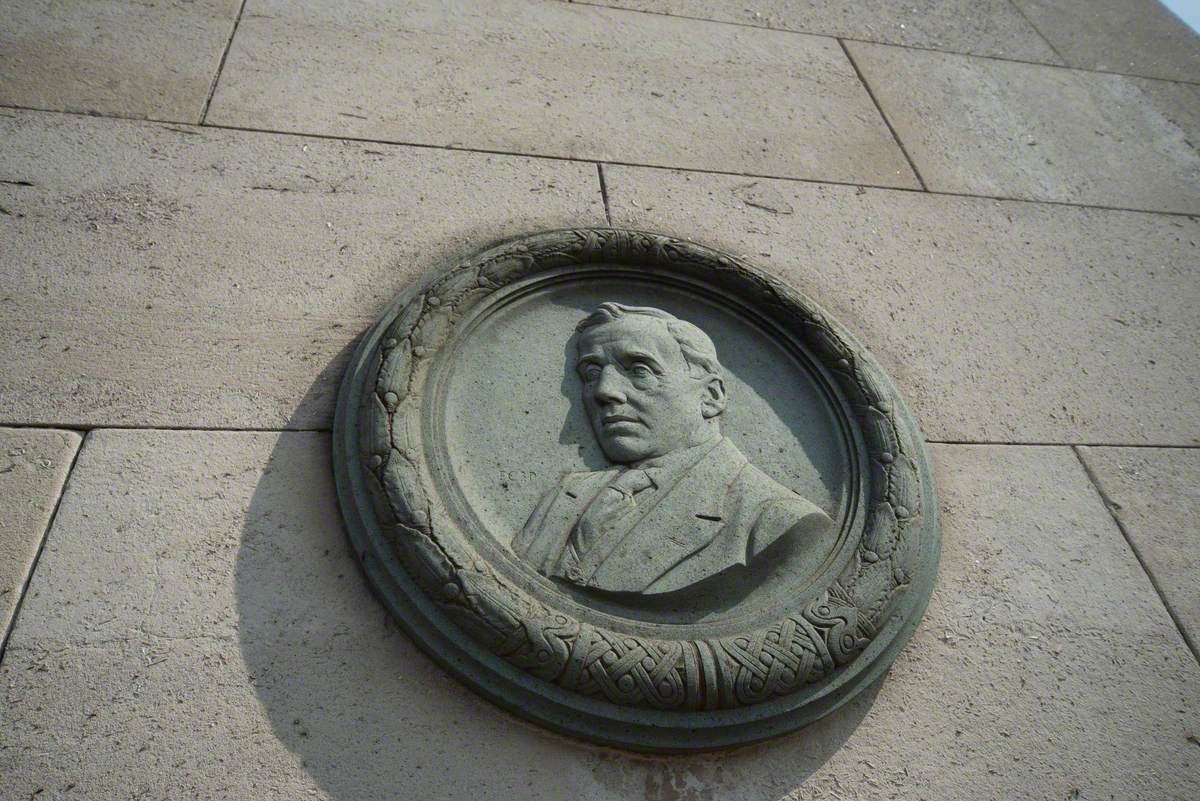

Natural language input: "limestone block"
[0,0,242,123]
[0,427,80,642]
[1077,446,1200,649]
[1013,0,1200,83]
[206,0,918,187]
[846,42,1200,214]
[578,0,1062,63]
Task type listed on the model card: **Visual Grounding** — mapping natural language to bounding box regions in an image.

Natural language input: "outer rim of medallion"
[333,228,940,752]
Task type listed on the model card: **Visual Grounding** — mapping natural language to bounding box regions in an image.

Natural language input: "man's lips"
[601,414,641,426]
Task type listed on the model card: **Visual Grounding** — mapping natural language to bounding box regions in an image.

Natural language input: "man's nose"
[592,365,627,404]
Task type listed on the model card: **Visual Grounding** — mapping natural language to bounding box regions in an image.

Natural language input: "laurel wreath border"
[341,228,932,713]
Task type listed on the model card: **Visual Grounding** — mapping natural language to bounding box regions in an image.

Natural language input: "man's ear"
[700,375,726,419]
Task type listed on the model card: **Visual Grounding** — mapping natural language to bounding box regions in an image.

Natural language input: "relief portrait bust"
[512,302,833,596]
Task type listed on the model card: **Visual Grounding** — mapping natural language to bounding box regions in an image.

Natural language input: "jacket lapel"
[516,469,615,574]
[586,439,746,593]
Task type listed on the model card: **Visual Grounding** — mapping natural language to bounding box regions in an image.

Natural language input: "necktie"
[571,468,655,560]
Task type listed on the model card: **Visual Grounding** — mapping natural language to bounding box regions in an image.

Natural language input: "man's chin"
[597,435,653,465]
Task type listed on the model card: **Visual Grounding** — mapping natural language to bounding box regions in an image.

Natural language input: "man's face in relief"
[576,315,716,464]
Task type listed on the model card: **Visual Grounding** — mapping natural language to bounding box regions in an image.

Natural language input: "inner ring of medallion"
[426,267,860,630]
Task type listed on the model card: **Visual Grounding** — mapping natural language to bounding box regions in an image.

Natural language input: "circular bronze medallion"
[333,229,940,751]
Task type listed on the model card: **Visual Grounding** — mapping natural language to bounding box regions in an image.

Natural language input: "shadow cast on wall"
[233,340,881,801]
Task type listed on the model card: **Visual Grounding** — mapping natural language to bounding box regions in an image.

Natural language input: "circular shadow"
[234,343,881,800]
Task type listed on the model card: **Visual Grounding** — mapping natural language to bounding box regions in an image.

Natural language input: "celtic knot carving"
[350,228,927,712]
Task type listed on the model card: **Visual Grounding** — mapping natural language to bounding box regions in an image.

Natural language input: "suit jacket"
[512,437,832,595]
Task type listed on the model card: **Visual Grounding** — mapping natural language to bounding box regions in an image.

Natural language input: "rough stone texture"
[602,164,1200,445]
[846,41,1200,214]
[2,432,1197,800]
[2,0,1199,795]
[1077,446,1200,649]
[0,108,605,429]
[1013,0,1200,83]
[0,427,80,642]
[0,0,243,123]
[205,0,918,188]
[575,0,1062,63]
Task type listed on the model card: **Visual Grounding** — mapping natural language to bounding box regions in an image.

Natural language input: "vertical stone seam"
[200,0,250,124]
[0,430,88,663]
[1004,0,1070,67]
[1072,445,1200,666]
[836,38,928,192]
[596,163,613,224]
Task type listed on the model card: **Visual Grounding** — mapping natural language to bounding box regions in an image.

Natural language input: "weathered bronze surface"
[333,228,941,751]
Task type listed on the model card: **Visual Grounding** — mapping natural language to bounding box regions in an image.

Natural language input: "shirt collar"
[630,435,724,485]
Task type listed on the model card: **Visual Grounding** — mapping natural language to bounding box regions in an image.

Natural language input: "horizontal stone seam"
[199,122,1200,219]
[928,440,1200,450]
[566,0,1200,86]
[2,633,305,651]
[2,104,1198,220]
[3,424,1200,450]
[7,619,1185,653]
[1072,445,1200,667]
[0,423,330,434]
[5,635,239,651]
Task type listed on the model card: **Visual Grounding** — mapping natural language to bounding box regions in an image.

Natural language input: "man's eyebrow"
[575,354,604,369]
[620,349,663,366]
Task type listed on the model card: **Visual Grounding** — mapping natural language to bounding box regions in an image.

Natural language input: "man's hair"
[575,302,723,381]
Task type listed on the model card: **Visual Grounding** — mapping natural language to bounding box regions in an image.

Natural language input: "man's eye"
[582,366,602,381]
[629,362,653,377]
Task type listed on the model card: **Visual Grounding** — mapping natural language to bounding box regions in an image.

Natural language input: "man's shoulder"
[684,439,811,515]
[728,459,807,507]
[720,456,832,558]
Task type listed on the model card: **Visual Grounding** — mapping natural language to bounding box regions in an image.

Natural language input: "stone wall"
[2,2,1198,798]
